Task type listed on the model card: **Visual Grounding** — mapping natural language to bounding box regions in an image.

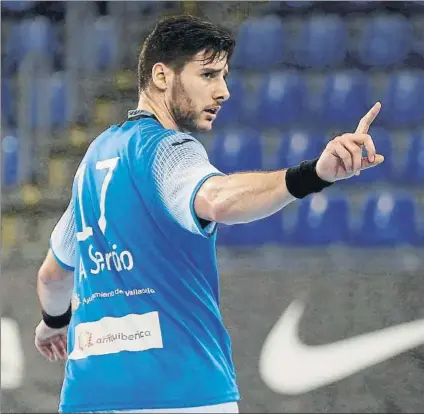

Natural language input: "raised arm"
[195,103,384,225]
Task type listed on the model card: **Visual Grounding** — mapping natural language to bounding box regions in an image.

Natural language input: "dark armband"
[42,303,72,329]
[285,158,334,199]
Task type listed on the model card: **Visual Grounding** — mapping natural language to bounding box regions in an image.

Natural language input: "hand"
[315,102,385,182]
[35,320,68,362]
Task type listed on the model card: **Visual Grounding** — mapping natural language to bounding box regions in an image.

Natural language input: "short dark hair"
[138,15,236,93]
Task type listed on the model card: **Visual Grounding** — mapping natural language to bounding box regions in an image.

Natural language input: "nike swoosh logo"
[171,138,194,146]
[259,300,424,395]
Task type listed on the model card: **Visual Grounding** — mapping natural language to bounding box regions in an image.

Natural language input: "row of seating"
[217,71,424,129]
[217,192,424,247]
[2,72,68,128]
[3,69,423,129]
[259,0,424,13]
[2,134,422,247]
[209,128,424,185]
[232,14,424,69]
[3,1,424,13]
[2,126,423,188]
[1,1,169,15]
[2,12,424,76]
[2,16,119,75]
[1,1,37,12]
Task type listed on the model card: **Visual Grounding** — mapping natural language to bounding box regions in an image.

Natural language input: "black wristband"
[285,158,334,199]
[42,303,72,329]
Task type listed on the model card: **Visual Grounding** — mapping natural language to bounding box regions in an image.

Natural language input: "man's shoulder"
[169,135,196,147]
[145,128,203,152]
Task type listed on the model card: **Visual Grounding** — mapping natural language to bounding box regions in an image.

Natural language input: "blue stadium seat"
[290,194,350,245]
[231,15,285,70]
[397,131,424,184]
[124,1,162,15]
[294,15,347,68]
[78,17,118,72]
[1,1,36,11]
[319,71,370,128]
[253,72,306,128]
[358,15,412,66]
[257,1,313,14]
[213,74,245,128]
[411,17,424,58]
[1,132,19,189]
[340,1,380,11]
[30,72,68,128]
[94,17,118,71]
[50,72,68,127]
[4,17,57,73]
[274,131,324,170]
[1,79,14,126]
[349,127,393,184]
[4,23,21,66]
[380,72,424,128]
[211,129,262,173]
[351,192,419,246]
[285,1,313,8]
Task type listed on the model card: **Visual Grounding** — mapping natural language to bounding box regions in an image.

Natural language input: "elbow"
[207,193,239,225]
[208,199,227,224]
[201,190,227,224]
[38,250,70,282]
[38,265,57,283]
[208,195,251,226]
[196,176,231,224]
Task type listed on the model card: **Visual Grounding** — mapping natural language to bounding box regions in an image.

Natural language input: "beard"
[170,75,201,132]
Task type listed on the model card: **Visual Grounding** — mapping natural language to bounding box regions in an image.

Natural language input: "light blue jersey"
[50,110,240,412]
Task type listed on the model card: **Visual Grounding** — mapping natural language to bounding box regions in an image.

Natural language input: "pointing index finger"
[355,102,381,134]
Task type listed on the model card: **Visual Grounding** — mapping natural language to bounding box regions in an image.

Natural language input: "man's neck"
[137,93,180,131]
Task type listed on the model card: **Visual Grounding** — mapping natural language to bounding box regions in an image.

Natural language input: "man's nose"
[215,80,230,103]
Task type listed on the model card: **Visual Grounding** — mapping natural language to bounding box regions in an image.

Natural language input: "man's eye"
[203,72,214,79]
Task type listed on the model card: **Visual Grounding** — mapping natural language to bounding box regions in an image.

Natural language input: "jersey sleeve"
[151,132,225,237]
[50,200,76,271]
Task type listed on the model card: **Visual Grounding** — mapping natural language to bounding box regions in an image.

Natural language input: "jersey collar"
[127,109,159,122]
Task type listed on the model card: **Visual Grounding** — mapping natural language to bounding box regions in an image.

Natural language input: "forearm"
[37,250,74,316]
[199,169,296,225]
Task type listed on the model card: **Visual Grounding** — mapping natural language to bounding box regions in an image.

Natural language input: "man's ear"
[151,63,172,91]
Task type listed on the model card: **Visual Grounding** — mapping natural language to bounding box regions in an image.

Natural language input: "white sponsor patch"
[71,288,156,311]
[68,312,163,360]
